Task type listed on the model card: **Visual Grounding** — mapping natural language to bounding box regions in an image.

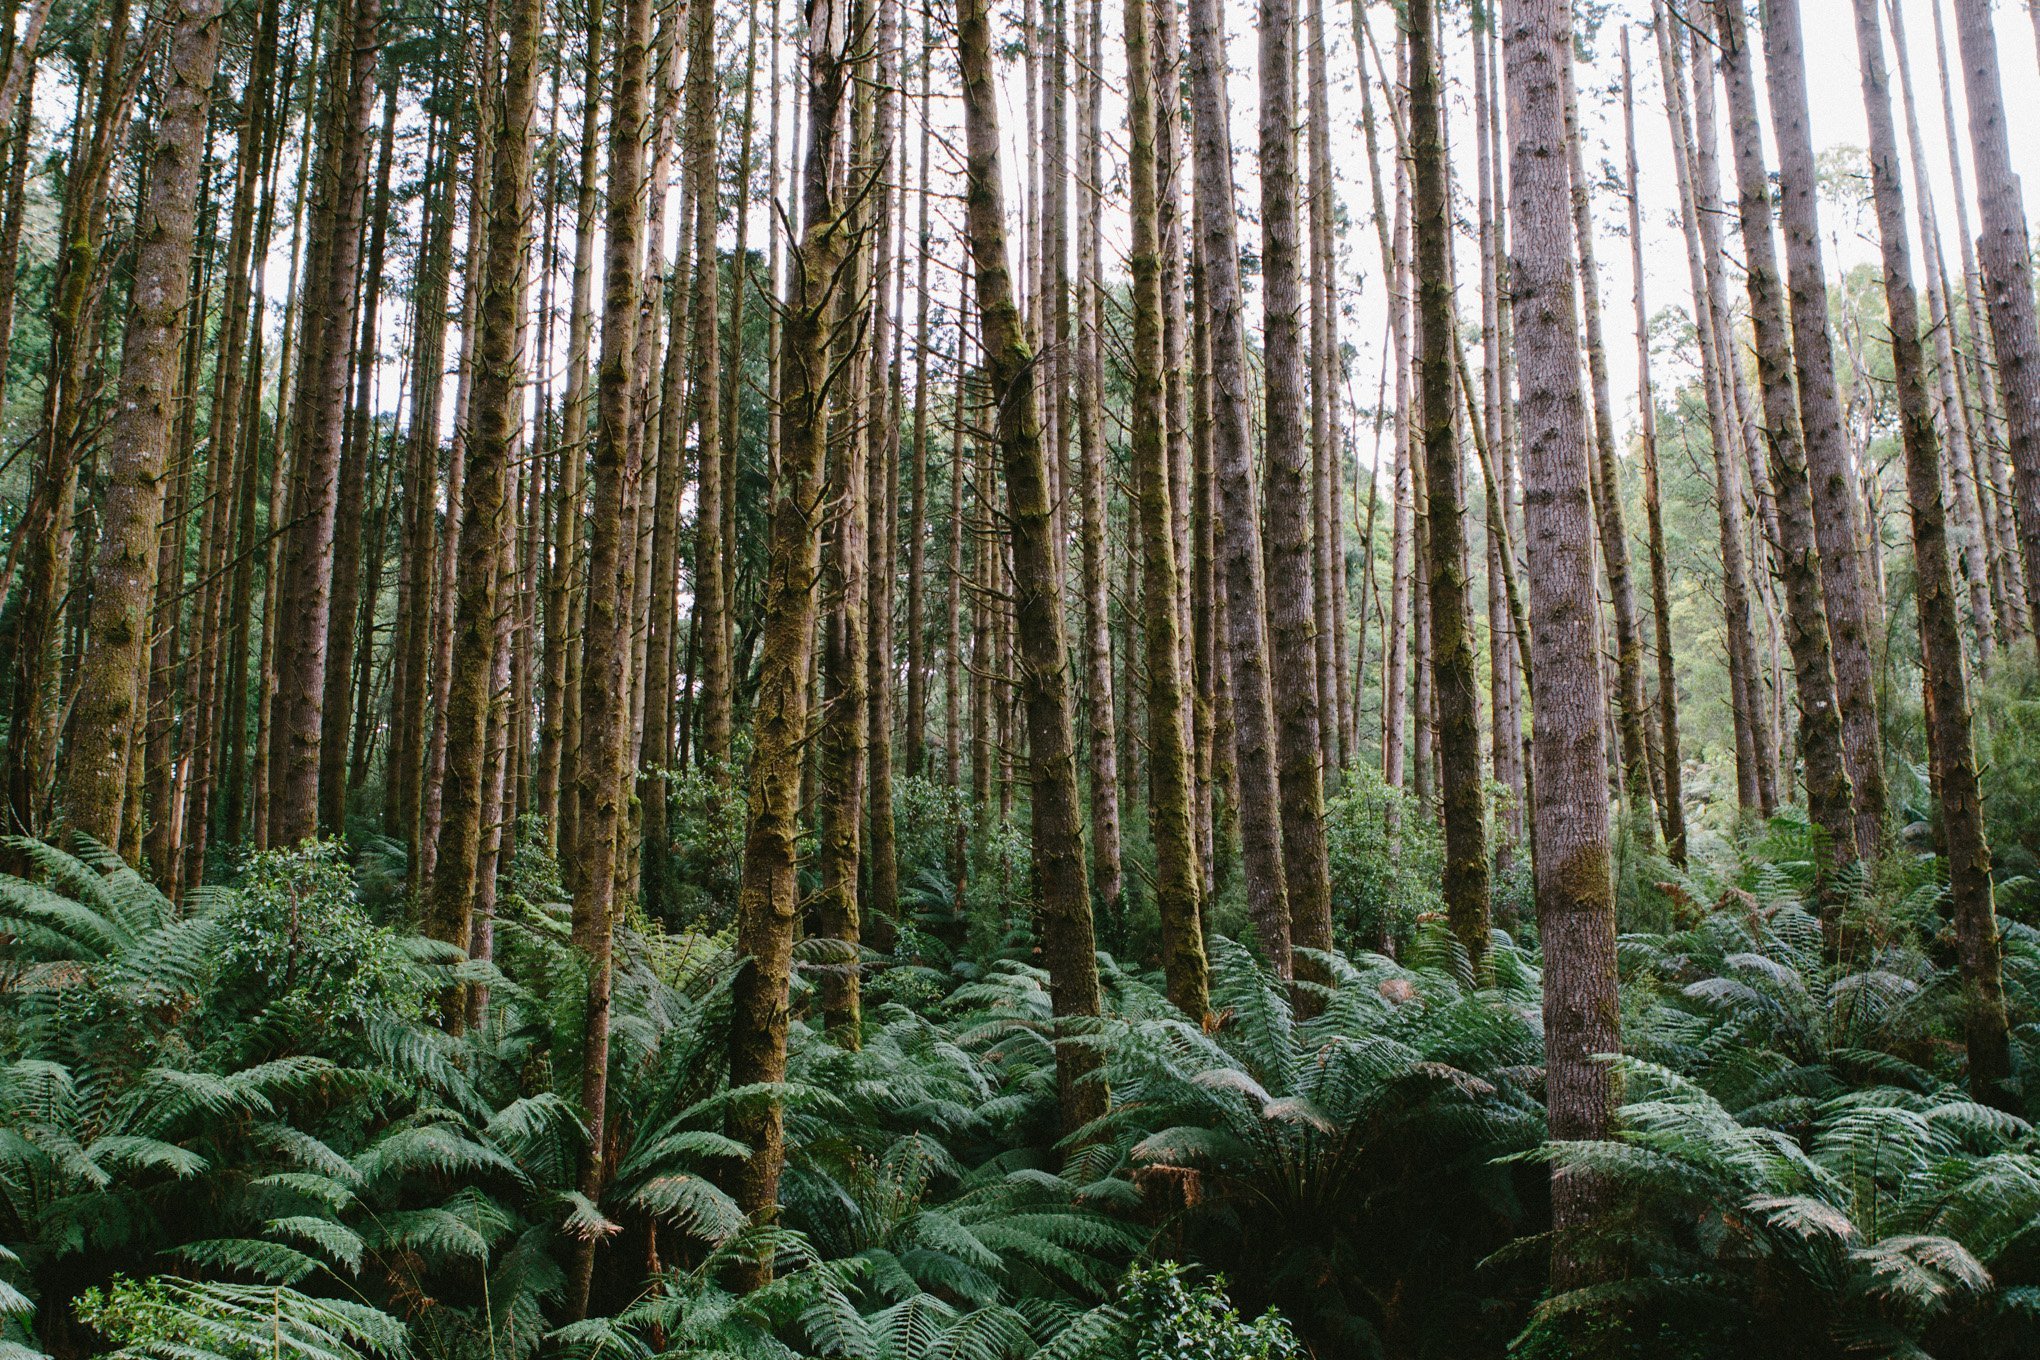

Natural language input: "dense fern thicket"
[3,712,2040,1360]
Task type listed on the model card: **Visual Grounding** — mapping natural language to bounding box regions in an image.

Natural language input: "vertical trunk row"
[268,0,381,845]
[1762,0,1886,858]
[1711,0,1859,876]
[727,0,852,1283]
[1621,32,1685,865]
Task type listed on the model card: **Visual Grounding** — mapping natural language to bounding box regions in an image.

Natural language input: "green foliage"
[76,1277,406,1360]
[212,840,419,1030]
[1324,767,1442,953]
[1118,1263,1302,1359]
[3,790,2036,1360]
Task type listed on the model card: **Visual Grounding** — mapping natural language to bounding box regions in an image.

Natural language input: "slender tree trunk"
[1408,0,1490,970]
[959,0,1106,1136]
[1186,0,1292,976]
[1851,0,2012,1105]
[902,23,933,777]
[1125,0,1208,1020]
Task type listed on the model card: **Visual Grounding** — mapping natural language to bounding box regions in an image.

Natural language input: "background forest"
[1,0,2040,1353]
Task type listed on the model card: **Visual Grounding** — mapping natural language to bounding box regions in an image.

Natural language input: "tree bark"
[1408,0,1490,971]
[1850,0,2012,1105]
[1186,0,1293,976]
[959,0,1107,1136]
[62,0,224,850]
[1501,0,1620,1289]
[1125,0,1208,1021]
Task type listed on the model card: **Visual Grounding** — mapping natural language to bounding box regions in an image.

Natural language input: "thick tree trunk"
[62,0,223,849]
[1501,0,1620,1289]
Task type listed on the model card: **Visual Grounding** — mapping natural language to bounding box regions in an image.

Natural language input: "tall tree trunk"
[1762,0,1887,858]
[1712,0,1860,878]
[1186,0,1292,976]
[1851,0,2012,1105]
[691,0,732,770]
[726,0,851,1288]
[1259,0,1334,964]
[1125,0,1208,1021]
[425,0,539,1012]
[1408,0,1490,970]
[959,0,1106,1136]
[1501,0,1620,1289]
[1077,0,1122,928]
[61,0,224,849]
[902,22,933,777]
[567,0,653,1312]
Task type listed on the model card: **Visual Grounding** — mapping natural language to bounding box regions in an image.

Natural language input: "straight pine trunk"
[1850,0,2013,1105]
[959,0,1107,1136]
